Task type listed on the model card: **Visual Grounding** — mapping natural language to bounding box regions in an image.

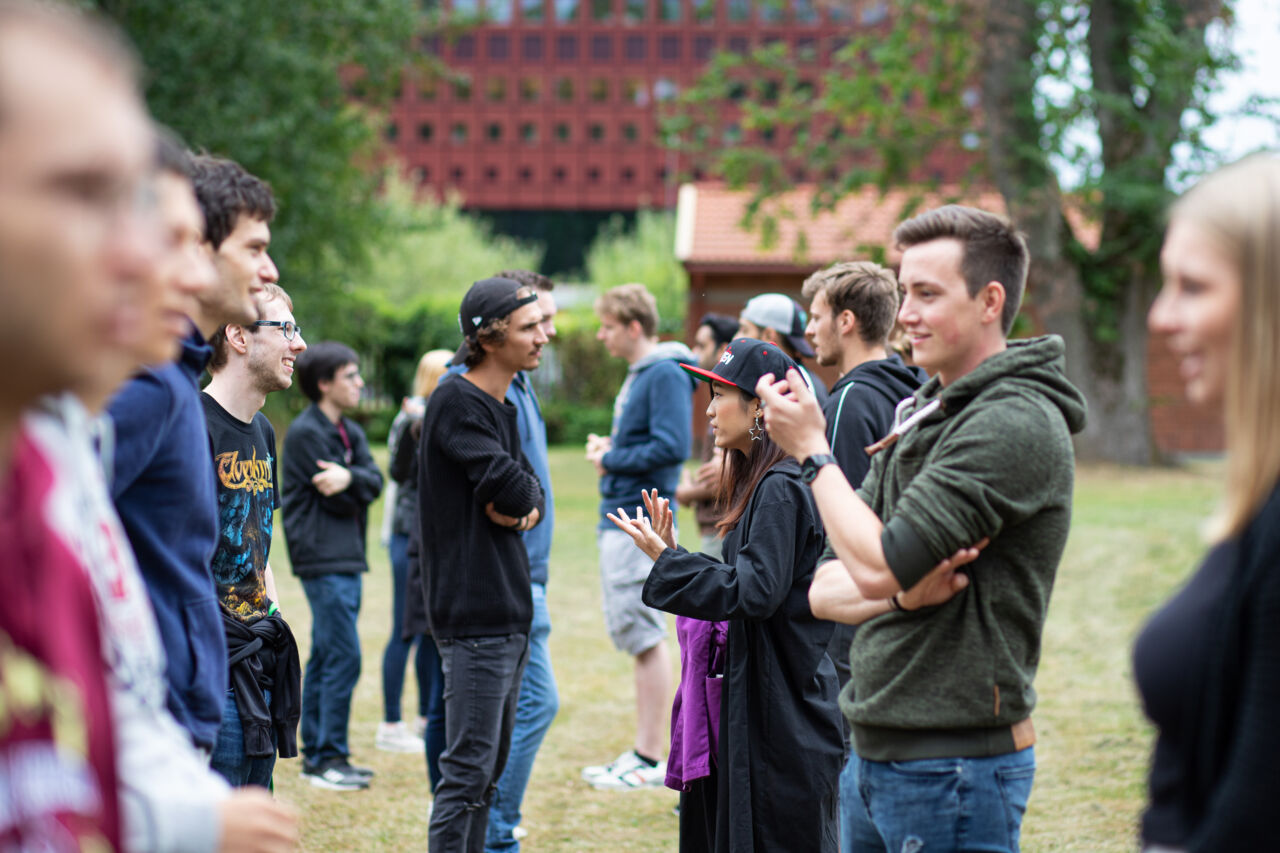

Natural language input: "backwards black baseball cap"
[459,277,538,337]
[680,337,803,398]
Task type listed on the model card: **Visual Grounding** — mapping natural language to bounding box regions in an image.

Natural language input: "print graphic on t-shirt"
[215,449,273,494]
[203,395,280,625]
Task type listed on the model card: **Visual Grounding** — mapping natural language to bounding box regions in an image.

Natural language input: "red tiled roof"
[675,182,1099,268]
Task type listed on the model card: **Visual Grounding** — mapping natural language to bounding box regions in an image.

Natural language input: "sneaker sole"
[307,775,368,792]
[376,741,425,754]
[589,777,664,791]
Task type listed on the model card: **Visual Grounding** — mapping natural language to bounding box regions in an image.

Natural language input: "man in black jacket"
[281,341,384,791]
[419,277,547,853]
[801,259,926,842]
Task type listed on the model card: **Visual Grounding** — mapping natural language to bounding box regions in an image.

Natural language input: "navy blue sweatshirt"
[107,329,226,751]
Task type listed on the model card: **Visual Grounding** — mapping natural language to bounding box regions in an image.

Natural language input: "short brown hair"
[892,205,1029,335]
[208,283,294,373]
[496,269,555,292]
[594,283,658,337]
[802,261,900,346]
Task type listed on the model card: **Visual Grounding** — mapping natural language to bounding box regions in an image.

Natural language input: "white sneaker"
[376,721,425,753]
[589,756,666,791]
[512,826,528,841]
[581,749,645,782]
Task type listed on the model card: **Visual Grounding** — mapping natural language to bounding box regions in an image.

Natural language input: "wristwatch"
[800,453,837,484]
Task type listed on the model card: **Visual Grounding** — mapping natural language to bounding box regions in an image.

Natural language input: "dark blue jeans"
[210,688,275,788]
[382,533,431,723]
[844,747,1036,852]
[423,634,446,791]
[299,573,362,762]
[429,632,529,853]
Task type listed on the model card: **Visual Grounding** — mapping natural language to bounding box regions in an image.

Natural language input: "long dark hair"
[714,387,789,536]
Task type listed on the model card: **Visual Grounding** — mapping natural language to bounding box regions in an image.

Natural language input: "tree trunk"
[980,0,1161,463]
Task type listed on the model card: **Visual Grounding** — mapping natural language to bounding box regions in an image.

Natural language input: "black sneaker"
[305,757,369,791]
[345,760,375,781]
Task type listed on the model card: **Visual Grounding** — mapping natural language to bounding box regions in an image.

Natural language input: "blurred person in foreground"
[0,4,297,846]
[1134,154,1280,852]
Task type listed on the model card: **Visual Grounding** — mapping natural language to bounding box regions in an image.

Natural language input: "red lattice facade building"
[387,0,892,210]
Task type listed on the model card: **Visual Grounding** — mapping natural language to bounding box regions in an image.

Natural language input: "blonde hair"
[1170,154,1280,541]
[594,283,658,337]
[413,349,454,400]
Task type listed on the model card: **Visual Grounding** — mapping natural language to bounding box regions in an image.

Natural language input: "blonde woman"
[1134,154,1280,851]
[378,349,453,765]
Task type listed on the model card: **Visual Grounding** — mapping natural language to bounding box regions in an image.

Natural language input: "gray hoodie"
[837,335,1088,761]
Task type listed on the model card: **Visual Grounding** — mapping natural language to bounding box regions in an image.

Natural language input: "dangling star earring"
[749,411,763,441]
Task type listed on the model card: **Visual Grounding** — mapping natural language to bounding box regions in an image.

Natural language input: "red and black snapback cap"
[680,337,801,398]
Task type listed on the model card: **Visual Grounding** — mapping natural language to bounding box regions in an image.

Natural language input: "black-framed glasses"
[254,320,302,341]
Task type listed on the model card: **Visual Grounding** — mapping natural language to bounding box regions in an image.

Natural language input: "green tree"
[366,176,543,309]
[94,0,423,337]
[585,211,689,335]
[667,0,1245,463]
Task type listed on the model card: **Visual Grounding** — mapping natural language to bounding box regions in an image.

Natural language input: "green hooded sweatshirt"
[838,335,1087,761]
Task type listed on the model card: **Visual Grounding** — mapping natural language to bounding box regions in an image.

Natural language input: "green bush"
[541,400,614,446]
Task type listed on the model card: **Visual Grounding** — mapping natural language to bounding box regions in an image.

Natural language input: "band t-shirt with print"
[203,393,279,624]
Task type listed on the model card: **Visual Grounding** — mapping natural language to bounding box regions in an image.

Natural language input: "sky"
[1201,0,1280,160]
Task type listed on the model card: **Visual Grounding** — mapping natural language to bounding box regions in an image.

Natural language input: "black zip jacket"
[822,354,927,693]
[280,404,383,576]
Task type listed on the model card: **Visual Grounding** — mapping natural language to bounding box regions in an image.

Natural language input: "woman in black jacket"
[1134,154,1280,851]
[383,349,452,781]
[609,338,844,853]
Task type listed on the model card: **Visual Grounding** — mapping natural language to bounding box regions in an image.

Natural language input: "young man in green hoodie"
[757,205,1087,853]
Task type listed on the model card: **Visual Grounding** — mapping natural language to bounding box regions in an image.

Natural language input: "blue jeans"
[486,584,559,852]
[843,747,1036,852]
[429,632,529,853]
[210,688,275,788]
[383,533,431,723]
[299,573,362,762]
[423,634,446,791]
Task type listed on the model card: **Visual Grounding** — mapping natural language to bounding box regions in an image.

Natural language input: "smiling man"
[419,277,547,853]
[281,340,384,791]
[203,283,306,789]
[758,205,1087,853]
[107,152,279,754]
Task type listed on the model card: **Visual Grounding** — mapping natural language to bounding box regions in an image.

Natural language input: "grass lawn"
[268,447,1219,851]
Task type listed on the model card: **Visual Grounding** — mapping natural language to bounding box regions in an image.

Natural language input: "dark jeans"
[210,687,275,788]
[299,573,362,762]
[423,635,446,791]
[429,633,529,853]
[382,533,431,723]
